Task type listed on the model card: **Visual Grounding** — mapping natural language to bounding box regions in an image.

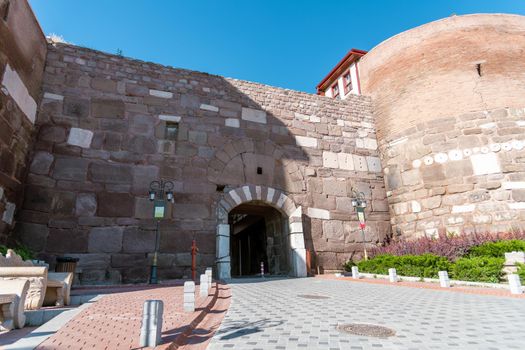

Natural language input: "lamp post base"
[149,264,158,284]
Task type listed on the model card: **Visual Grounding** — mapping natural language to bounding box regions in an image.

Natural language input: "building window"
[165,122,178,140]
[343,71,352,94]
[331,82,340,99]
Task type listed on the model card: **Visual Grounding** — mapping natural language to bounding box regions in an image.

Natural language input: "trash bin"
[55,256,79,273]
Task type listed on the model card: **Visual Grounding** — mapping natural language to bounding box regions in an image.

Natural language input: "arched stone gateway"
[216,185,307,280]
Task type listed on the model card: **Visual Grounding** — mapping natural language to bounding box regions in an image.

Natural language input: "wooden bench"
[0,250,73,309]
[0,279,29,330]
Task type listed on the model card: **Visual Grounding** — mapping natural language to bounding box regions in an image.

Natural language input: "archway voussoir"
[242,185,253,201]
[227,190,242,205]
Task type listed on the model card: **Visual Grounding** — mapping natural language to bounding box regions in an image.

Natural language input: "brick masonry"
[13,42,388,283]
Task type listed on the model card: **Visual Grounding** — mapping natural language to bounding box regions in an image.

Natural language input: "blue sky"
[30,1,525,93]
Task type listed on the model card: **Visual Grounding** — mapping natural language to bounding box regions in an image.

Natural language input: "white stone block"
[351,266,360,279]
[1,64,37,123]
[337,119,345,126]
[67,128,93,148]
[184,280,196,293]
[289,232,305,249]
[149,89,173,98]
[323,151,339,169]
[290,222,303,233]
[411,201,422,213]
[228,190,242,205]
[438,271,450,288]
[255,186,262,200]
[502,182,525,190]
[139,300,163,347]
[353,155,368,172]
[295,136,318,148]
[276,193,286,208]
[2,202,15,225]
[480,122,497,129]
[388,268,398,283]
[366,156,382,173]
[509,202,525,210]
[205,268,212,289]
[294,112,309,120]
[451,204,475,213]
[307,207,330,220]
[242,107,267,124]
[508,274,523,294]
[43,92,64,101]
[310,115,321,123]
[242,186,252,201]
[505,251,525,265]
[183,281,196,312]
[471,153,501,175]
[159,114,181,122]
[290,206,302,218]
[266,187,275,202]
[199,274,209,298]
[338,153,355,171]
[225,118,240,128]
[200,104,219,112]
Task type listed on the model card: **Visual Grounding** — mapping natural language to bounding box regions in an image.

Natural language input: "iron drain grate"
[297,294,330,300]
[337,323,396,337]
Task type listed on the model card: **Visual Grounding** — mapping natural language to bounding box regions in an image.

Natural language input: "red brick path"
[317,274,525,298]
[36,283,218,350]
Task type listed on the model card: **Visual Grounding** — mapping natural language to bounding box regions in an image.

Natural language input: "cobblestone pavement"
[208,277,525,350]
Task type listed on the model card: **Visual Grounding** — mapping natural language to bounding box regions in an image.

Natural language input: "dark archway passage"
[229,202,289,277]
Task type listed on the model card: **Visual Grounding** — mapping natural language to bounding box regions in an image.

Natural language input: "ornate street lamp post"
[148,180,175,284]
[350,189,368,261]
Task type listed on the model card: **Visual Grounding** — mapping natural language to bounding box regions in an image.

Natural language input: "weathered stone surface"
[15,222,49,252]
[90,163,133,184]
[63,96,90,118]
[46,228,89,253]
[30,152,54,175]
[75,193,97,216]
[52,157,89,181]
[122,227,156,253]
[97,193,135,217]
[67,128,93,148]
[512,189,525,202]
[92,98,125,118]
[88,226,123,253]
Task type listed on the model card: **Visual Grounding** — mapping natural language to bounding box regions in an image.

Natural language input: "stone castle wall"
[15,43,389,283]
[358,14,525,238]
[0,0,47,243]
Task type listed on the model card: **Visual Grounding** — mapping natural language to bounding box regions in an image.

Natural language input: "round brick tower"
[358,14,525,238]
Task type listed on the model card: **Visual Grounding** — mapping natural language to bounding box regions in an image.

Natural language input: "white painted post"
[351,266,360,279]
[139,300,163,347]
[199,274,209,298]
[508,274,523,294]
[438,271,450,288]
[183,281,195,312]
[388,268,398,283]
[205,267,212,290]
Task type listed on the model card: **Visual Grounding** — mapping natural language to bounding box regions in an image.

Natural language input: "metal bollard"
[183,281,196,312]
[199,274,209,298]
[139,300,163,347]
[438,271,450,288]
[205,267,212,290]
[508,274,523,294]
[351,266,360,279]
[260,261,265,278]
[388,268,398,283]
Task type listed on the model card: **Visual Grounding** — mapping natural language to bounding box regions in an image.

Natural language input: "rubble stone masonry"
[359,14,525,238]
[15,43,388,283]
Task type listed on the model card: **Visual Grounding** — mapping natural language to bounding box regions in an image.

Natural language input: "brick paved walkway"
[35,283,217,350]
[208,277,525,350]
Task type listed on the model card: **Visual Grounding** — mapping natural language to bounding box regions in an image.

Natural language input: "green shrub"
[451,257,504,283]
[0,244,34,261]
[346,254,450,278]
[468,240,525,258]
[517,263,525,284]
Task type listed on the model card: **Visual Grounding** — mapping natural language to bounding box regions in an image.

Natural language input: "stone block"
[307,207,330,220]
[111,254,148,268]
[471,153,501,176]
[512,189,525,202]
[225,118,240,128]
[51,191,76,216]
[188,131,207,145]
[241,107,267,124]
[401,169,420,186]
[438,271,450,288]
[422,164,445,182]
[508,274,523,295]
[127,135,157,154]
[46,228,89,253]
[88,226,123,253]
[322,151,338,169]
[90,163,133,184]
[130,115,155,136]
[351,266,360,279]
[388,268,398,283]
[39,126,66,143]
[97,193,135,217]
[353,155,368,172]
[393,202,408,215]
[421,196,442,209]
[122,227,155,253]
[366,156,382,173]
[67,128,93,148]
[139,300,163,347]
[91,78,117,92]
[126,83,149,97]
[63,96,90,118]
[159,115,181,123]
[183,281,196,312]
[75,193,97,216]
[295,136,317,148]
[2,64,37,122]
[173,204,209,219]
[323,179,347,196]
[322,220,344,241]
[448,184,474,194]
[30,152,54,175]
[200,104,219,112]
[451,204,475,213]
[149,89,173,98]
[337,153,354,170]
[15,222,49,252]
[92,98,125,118]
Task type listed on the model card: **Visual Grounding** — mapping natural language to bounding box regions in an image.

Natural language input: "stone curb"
[160,280,222,350]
